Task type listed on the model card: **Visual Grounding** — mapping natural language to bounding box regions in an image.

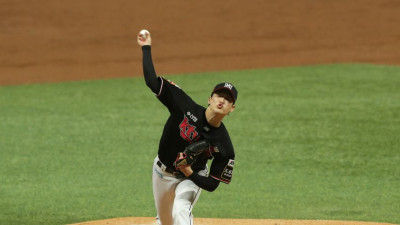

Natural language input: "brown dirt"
[2,0,399,224]
[69,217,396,225]
[1,0,399,86]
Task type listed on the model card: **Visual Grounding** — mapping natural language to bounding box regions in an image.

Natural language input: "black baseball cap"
[211,82,238,104]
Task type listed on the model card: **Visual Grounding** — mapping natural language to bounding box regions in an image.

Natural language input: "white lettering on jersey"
[186,111,198,122]
[221,159,234,180]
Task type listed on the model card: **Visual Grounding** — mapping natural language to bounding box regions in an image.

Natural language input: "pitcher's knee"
[172,202,191,224]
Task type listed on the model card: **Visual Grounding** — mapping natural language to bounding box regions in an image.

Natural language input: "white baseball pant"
[152,156,207,225]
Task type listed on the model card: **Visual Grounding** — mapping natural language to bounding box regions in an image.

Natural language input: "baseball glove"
[173,139,210,169]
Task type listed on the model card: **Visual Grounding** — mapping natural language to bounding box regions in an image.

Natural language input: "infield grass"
[0,64,399,224]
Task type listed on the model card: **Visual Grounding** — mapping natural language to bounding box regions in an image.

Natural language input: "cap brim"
[212,87,236,103]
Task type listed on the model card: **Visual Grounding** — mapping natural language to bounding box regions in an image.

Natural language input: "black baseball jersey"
[155,78,235,184]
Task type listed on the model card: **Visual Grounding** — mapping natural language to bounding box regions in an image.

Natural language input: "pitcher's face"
[208,91,235,115]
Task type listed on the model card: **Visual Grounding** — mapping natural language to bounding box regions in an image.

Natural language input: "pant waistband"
[156,159,183,177]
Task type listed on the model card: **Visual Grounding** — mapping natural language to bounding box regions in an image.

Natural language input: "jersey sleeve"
[156,78,193,114]
[142,45,161,94]
[209,156,235,184]
[204,124,236,184]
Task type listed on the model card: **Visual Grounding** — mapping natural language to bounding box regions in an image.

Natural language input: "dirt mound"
[69,217,396,225]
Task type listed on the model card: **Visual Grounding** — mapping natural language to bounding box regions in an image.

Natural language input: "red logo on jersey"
[179,116,199,142]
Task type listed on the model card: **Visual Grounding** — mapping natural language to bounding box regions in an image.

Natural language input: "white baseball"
[139,29,149,39]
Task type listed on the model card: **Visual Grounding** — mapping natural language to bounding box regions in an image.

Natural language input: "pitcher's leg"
[172,179,202,225]
[152,159,177,225]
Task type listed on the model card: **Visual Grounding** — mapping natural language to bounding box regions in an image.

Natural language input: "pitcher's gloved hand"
[173,139,210,169]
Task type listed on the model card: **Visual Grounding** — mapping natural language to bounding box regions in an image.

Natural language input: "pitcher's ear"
[230,104,236,113]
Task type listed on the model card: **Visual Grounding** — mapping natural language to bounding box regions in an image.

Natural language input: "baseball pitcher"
[137,29,237,225]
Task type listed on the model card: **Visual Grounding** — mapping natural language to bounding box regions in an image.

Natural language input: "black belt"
[157,160,183,176]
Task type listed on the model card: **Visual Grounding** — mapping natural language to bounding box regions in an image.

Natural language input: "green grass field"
[1,64,399,225]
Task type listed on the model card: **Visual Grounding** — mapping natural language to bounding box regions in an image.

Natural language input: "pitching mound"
[69,217,395,225]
